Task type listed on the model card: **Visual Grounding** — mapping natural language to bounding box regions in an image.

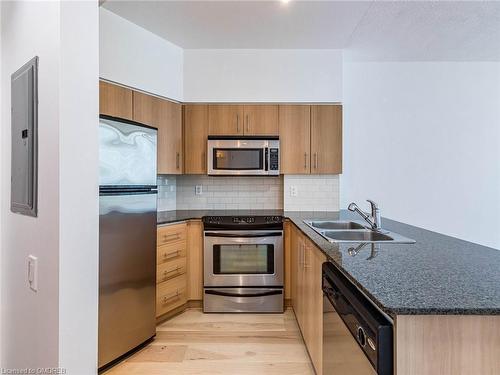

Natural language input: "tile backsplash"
[158,174,340,211]
[157,175,177,211]
[176,175,283,210]
[283,175,340,211]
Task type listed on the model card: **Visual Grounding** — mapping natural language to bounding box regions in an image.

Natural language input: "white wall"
[59,1,99,374]
[99,8,183,101]
[1,1,99,372]
[1,2,61,368]
[342,61,500,249]
[183,49,343,102]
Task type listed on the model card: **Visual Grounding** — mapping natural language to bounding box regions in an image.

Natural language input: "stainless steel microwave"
[207,136,279,176]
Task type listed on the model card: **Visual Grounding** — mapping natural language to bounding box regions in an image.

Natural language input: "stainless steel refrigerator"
[98,115,157,369]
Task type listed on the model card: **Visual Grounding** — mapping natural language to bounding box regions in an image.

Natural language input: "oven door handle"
[205,289,283,298]
[204,232,283,238]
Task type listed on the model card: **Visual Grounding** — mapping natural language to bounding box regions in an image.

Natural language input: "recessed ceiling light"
[281,0,290,4]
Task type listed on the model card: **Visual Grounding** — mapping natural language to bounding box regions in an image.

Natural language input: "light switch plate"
[28,255,38,292]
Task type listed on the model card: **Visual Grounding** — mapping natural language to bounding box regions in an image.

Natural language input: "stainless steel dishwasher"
[322,262,393,375]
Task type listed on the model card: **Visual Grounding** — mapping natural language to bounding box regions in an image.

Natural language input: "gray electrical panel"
[11,56,38,217]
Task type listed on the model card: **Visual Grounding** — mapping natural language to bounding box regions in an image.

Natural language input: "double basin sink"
[304,220,416,244]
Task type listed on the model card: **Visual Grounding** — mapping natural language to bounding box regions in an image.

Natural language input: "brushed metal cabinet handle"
[163,233,180,241]
[163,290,180,304]
[163,266,181,280]
[304,153,307,169]
[246,114,249,133]
[314,153,318,169]
[236,114,240,133]
[163,250,180,259]
[176,152,180,169]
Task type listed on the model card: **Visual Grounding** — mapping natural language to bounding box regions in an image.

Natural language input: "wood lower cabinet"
[184,104,208,174]
[208,105,244,136]
[243,105,278,135]
[99,81,133,120]
[303,237,326,375]
[279,105,311,174]
[291,223,325,375]
[186,220,203,300]
[156,274,188,317]
[156,223,188,318]
[156,220,203,319]
[311,105,342,174]
[133,91,183,174]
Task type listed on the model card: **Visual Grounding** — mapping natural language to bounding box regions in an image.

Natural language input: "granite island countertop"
[157,209,500,318]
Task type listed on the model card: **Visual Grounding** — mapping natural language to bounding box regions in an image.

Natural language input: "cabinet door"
[133,92,183,174]
[99,81,133,120]
[243,105,279,135]
[304,241,326,375]
[279,105,311,174]
[294,230,307,332]
[311,105,342,174]
[184,104,208,174]
[186,220,203,300]
[290,225,299,312]
[208,105,244,135]
[284,221,292,301]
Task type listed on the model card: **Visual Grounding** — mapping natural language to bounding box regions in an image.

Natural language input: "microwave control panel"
[269,148,279,171]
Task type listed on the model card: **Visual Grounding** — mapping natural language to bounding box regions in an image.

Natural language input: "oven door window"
[213,244,274,274]
[213,148,263,170]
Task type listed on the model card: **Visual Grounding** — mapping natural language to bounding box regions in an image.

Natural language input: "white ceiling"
[102,0,500,61]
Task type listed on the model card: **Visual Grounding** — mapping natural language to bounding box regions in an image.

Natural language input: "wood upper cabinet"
[133,91,183,174]
[311,105,342,174]
[208,104,278,136]
[184,104,208,174]
[243,105,278,135]
[99,81,133,120]
[208,105,244,135]
[279,105,311,174]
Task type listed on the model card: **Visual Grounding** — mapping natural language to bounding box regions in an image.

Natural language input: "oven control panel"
[205,216,223,224]
[203,215,283,229]
[232,217,255,224]
[264,216,282,224]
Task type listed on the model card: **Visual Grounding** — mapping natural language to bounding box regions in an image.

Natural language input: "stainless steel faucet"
[348,200,382,231]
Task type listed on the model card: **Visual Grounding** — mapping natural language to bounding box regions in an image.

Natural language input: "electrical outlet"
[195,185,203,195]
[28,255,38,292]
[170,185,175,192]
[290,185,298,197]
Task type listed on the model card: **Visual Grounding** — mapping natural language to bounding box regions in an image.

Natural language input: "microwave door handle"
[265,148,269,171]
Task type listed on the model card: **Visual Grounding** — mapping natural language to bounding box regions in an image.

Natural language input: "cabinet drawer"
[157,241,187,265]
[156,274,187,317]
[157,257,187,284]
[157,223,187,246]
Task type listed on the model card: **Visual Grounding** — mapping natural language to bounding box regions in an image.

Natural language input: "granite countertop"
[157,209,500,317]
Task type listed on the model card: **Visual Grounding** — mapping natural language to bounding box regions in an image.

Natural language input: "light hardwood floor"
[104,308,314,375]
